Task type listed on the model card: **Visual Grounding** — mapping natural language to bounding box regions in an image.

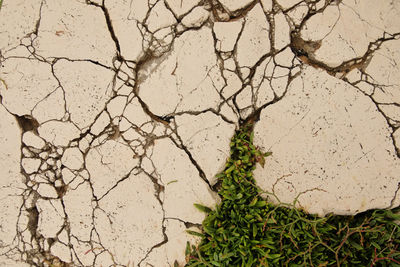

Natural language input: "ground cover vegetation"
[184,124,400,266]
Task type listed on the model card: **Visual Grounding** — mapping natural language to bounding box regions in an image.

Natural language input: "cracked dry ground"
[0,0,399,266]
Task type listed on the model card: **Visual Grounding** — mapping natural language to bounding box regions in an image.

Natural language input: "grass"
[184,124,400,266]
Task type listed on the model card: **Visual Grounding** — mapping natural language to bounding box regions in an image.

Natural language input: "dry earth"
[0,0,399,266]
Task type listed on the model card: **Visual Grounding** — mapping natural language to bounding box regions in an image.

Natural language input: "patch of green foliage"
[185,124,400,266]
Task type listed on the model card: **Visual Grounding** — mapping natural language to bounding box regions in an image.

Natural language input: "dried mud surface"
[0,0,399,266]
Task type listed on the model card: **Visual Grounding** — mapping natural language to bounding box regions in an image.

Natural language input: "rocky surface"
[0,0,399,266]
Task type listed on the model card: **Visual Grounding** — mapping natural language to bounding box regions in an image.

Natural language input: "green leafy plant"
[185,124,400,266]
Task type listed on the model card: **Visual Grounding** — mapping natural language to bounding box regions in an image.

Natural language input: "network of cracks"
[0,0,399,266]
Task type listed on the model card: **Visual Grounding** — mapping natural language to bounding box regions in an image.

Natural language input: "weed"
[185,124,400,266]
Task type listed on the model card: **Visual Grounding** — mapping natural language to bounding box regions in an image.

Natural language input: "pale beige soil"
[0,0,399,266]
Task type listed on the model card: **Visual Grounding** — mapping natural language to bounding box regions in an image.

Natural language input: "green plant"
[185,124,400,266]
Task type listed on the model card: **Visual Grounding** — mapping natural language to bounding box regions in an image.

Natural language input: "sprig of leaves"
[185,124,400,266]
